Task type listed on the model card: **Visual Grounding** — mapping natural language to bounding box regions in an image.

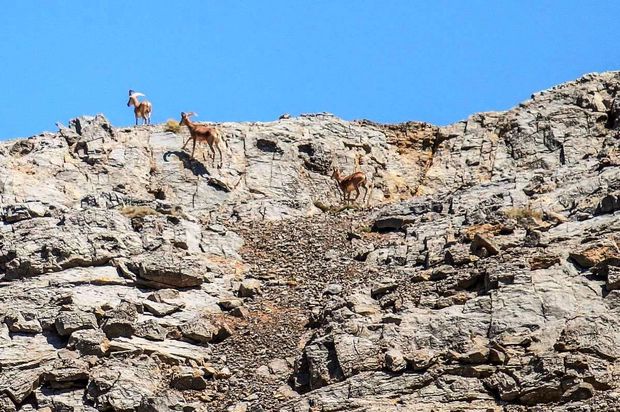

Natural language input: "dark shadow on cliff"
[163,150,209,177]
[162,151,232,192]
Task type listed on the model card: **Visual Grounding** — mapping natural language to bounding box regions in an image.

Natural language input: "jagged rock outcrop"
[2,72,620,411]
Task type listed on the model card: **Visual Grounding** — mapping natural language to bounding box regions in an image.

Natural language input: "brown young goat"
[127,90,152,125]
[179,112,227,167]
[331,167,369,204]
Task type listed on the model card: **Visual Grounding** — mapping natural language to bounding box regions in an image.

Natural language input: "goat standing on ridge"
[127,90,152,125]
[331,167,369,204]
[179,112,227,167]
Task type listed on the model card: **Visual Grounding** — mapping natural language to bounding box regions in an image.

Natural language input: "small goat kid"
[179,112,227,166]
[331,168,369,204]
[127,90,152,125]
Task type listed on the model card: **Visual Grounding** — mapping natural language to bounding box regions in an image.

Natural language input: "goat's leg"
[217,145,223,168]
[354,186,361,202]
[191,139,197,160]
[181,137,191,151]
[207,143,216,165]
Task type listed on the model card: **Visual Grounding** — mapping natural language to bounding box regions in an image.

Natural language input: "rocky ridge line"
[1,72,620,411]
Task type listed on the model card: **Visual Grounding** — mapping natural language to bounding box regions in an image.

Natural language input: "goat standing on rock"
[179,112,227,167]
[127,90,152,125]
[331,167,369,204]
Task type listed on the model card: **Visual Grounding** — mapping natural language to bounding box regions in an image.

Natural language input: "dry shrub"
[503,206,543,220]
[313,200,361,213]
[120,205,159,219]
[164,119,181,134]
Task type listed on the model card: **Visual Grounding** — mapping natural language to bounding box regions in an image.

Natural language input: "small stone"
[55,311,98,337]
[606,266,620,291]
[143,300,182,317]
[170,367,207,390]
[134,320,169,341]
[569,242,619,268]
[68,329,110,356]
[352,304,379,316]
[0,368,42,404]
[268,358,291,377]
[218,297,244,311]
[385,349,407,372]
[101,318,135,339]
[370,281,398,299]
[323,284,343,295]
[180,318,220,344]
[239,279,262,297]
[215,366,232,379]
[408,349,437,371]
[42,358,89,385]
[529,255,561,270]
[0,395,16,412]
[230,307,249,319]
[147,289,180,303]
[3,310,42,334]
[323,249,339,261]
[256,365,271,378]
[227,402,248,412]
[562,382,594,401]
[471,234,500,257]
[274,384,299,400]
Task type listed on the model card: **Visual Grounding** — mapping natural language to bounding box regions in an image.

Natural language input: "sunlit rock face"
[2,72,620,411]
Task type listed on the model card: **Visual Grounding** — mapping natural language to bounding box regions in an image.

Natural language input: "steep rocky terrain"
[2,72,620,411]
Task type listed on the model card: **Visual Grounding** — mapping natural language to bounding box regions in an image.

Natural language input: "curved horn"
[129,92,145,98]
[186,112,198,117]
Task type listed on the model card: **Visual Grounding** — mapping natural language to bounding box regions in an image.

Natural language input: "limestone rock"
[2,72,620,410]
[179,317,220,344]
[170,367,208,390]
[68,329,110,356]
[55,310,98,337]
[239,278,262,297]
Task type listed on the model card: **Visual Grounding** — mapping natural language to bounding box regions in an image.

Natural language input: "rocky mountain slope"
[2,71,620,411]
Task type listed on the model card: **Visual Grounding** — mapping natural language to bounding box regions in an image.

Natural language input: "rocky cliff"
[2,72,620,411]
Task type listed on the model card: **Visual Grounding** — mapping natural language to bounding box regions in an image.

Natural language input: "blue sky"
[0,1,619,139]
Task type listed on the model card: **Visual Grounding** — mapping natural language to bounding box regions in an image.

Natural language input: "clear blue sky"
[1,1,619,139]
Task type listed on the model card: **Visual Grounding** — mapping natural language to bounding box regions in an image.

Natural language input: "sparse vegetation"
[164,119,181,134]
[313,200,331,213]
[120,205,159,218]
[502,206,543,221]
[313,200,361,213]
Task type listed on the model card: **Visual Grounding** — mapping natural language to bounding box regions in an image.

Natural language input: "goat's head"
[331,167,341,181]
[127,91,145,107]
[179,112,197,126]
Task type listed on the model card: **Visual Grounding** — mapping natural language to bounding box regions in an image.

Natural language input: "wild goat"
[331,167,369,204]
[179,112,227,167]
[127,90,152,125]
